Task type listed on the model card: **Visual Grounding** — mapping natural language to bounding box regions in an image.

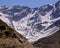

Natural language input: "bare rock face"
[0,20,35,48]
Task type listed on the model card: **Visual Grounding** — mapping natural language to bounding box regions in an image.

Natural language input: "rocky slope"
[33,30,60,48]
[0,20,35,48]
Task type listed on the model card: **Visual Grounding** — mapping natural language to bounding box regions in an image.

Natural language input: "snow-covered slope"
[0,0,60,43]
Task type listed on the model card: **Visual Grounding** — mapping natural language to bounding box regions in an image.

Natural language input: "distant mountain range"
[0,0,60,43]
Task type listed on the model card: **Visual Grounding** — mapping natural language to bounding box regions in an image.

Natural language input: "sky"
[0,0,59,8]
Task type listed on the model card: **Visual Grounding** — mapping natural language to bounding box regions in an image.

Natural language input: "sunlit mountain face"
[0,0,60,43]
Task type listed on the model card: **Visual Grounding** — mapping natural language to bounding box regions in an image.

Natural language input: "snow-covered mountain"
[0,0,60,43]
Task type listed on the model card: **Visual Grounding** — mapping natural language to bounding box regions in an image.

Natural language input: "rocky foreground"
[0,20,35,48]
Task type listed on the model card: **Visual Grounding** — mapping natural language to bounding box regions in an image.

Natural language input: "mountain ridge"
[0,0,60,43]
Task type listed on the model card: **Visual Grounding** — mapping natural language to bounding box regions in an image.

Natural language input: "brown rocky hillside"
[33,30,60,48]
[0,20,35,48]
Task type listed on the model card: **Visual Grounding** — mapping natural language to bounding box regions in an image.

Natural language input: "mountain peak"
[0,0,60,43]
